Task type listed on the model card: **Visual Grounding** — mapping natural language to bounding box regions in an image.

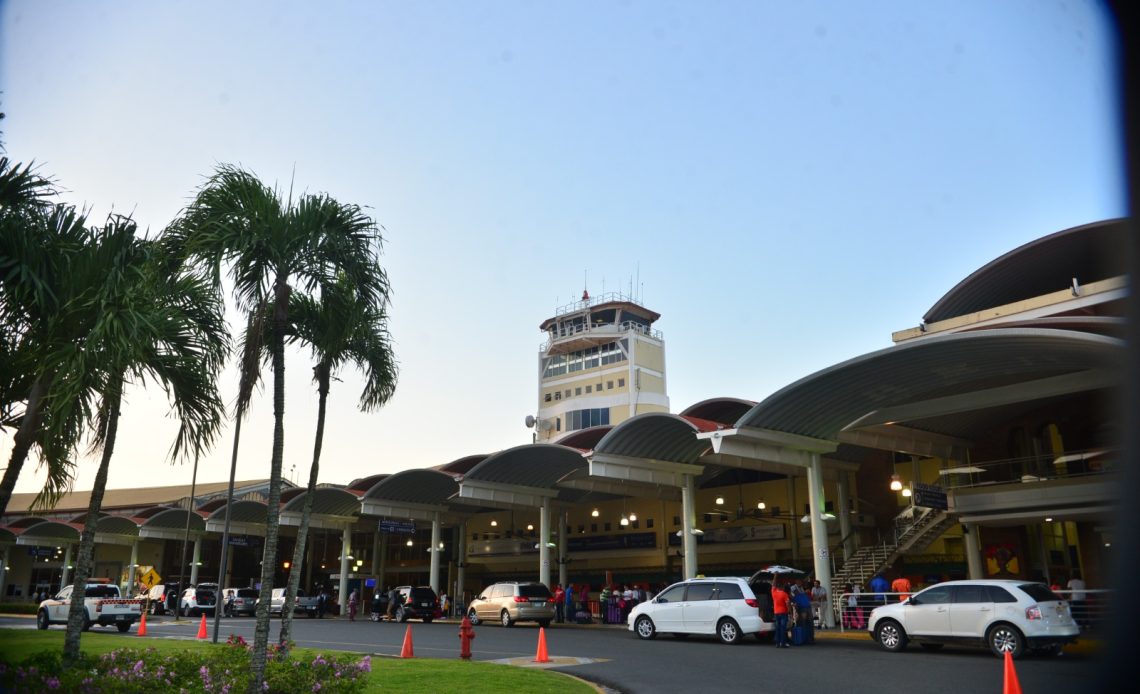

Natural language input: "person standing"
[1067,571,1088,626]
[869,572,889,605]
[440,591,450,617]
[890,574,912,602]
[772,582,790,648]
[564,583,575,621]
[810,579,828,628]
[599,585,612,624]
[553,584,565,623]
[385,585,399,622]
[348,589,359,621]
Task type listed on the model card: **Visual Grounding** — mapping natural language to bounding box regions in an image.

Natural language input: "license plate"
[534,602,546,607]
[420,602,430,607]
[117,615,126,621]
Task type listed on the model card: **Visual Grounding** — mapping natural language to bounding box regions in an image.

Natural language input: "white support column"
[456,520,467,615]
[963,524,984,579]
[836,472,853,561]
[558,511,568,589]
[126,540,139,594]
[190,537,201,585]
[338,527,351,618]
[539,503,551,588]
[681,473,698,579]
[806,453,834,627]
[60,544,73,588]
[429,512,442,594]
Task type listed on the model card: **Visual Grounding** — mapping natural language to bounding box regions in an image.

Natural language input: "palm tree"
[172,165,386,688]
[0,202,96,514]
[56,216,229,663]
[278,272,397,648]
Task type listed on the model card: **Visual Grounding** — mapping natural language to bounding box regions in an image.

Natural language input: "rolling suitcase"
[792,625,808,646]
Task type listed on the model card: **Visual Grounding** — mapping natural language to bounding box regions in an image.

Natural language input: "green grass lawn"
[0,629,596,693]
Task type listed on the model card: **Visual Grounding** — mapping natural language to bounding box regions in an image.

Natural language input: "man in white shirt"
[810,580,828,628]
[1066,571,1088,626]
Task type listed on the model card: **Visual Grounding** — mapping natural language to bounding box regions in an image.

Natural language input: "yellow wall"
[635,342,665,373]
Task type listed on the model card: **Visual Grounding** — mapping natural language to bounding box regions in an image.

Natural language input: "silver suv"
[467,581,556,628]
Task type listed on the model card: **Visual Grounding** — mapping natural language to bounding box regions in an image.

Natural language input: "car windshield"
[1018,583,1063,602]
[236,589,258,598]
[519,585,552,599]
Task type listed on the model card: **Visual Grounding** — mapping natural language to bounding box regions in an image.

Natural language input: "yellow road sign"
[140,568,161,590]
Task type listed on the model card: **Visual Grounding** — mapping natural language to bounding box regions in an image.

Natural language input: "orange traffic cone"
[197,614,208,640]
[1003,651,1022,694]
[533,627,550,663]
[137,611,147,637]
[399,624,415,658]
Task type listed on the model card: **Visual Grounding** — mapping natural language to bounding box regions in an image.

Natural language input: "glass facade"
[566,408,610,431]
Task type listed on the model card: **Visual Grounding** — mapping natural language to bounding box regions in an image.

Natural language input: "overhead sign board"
[378,520,416,535]
[913,483,949,510]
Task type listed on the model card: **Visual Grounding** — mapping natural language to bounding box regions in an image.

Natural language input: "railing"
[833,588,1113,634]
[541,319,663,349]
[551,291,639,317]
[938,448,1114,490]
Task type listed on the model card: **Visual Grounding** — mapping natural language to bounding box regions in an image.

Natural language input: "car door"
[949,584,994,638]
[680,582,718,634]
[50,586,72,621]
[648,584,687,632]
[474,587,496,621]
[902,585,952,636]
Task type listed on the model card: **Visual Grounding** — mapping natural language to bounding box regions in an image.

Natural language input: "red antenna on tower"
[582,289,589,301]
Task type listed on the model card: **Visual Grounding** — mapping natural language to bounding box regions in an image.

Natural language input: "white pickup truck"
[37,581,143,632]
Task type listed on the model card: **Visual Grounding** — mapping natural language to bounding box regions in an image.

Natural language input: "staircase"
[831,506,955,589]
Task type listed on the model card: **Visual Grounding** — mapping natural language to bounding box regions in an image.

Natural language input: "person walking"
[385,586,399,622]
[348,589,359,621]
[564,584,575,621]
[772,582,791,648]
[1067,571,1088,626]
[553,584,566,623]
[810,579,828,628]
[890,574,912,602]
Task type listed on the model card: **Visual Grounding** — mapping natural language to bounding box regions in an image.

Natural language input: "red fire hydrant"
[458,616,476,660]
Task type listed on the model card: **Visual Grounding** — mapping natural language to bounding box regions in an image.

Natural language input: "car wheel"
[717,618,742,645]
[538,619,551,628]
[117,622,131,633]
[501,610,514,628]
[919,643,944,651]
[467,608,480,626]
[397,607,407,623]
[987,623,1024,659]
[634,615,656,640]
[82,618,93,632]
[36,610,49,630]
[875,619,907,652]
[370,612,380,623]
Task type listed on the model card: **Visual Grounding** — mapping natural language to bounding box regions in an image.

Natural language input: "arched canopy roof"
[140,507,207,540]
[553,426,612,451]
[12,519,81,545]
[66,514,140,542]
[464,444,588,488]
[203,500,268,536]
[280,487,361,529]
[680,398,757,425]
[433,455,489,476]
[924,218,1130,323]
[346,474,388,494]
[593,413,715,463]
[362,469,460,506]
[734,328,1123,442]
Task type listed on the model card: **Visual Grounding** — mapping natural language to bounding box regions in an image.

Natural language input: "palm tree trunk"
[0,376,48,515]
[279,364,330,649]
[63,376,122,665]
[249,279,290,691]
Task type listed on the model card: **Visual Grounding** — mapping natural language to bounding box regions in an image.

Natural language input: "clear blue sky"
[0,0,1125,496]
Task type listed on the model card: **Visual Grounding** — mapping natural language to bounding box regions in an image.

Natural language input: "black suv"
[393,586,442,623]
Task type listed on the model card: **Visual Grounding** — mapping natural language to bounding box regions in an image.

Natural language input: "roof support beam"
[589,453,704,487]
[556,477,682,501]
[837,424,969,459]
[280,512,357,531]
[458,479,557,509]
[359,498,453,523]
[697,427,837,468]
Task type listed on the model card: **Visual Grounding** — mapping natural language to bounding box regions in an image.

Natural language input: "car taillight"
[1025,605,1043,620]
[745,598,758,608]
[514,596,529,603]
[95,600,103,613]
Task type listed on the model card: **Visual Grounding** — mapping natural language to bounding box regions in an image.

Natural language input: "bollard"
[458,616,476,660]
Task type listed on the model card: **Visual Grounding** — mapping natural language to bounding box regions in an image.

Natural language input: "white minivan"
[628,577,772,644]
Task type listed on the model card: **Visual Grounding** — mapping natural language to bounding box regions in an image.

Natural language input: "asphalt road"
[2,615,1103,693]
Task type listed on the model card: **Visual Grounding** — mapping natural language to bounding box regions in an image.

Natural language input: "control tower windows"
[567,408,610,431]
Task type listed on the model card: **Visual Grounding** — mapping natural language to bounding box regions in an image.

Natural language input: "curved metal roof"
[680,398,757,425]
[433,455,489,476]
[142,508,207,532]
[593,413,713,463]
[464,444,587,488]
[203,501,266,526]
[95,515,140,537]
[924,218,1130,323]
[734,328,1123,440]
[362,469,460,505]
[281,487,362,517]
[13,519,81,542]
[552,425,612,451]
[346,474,389,493]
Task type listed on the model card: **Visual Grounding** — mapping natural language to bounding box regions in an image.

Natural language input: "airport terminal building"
[0,219,1124,621]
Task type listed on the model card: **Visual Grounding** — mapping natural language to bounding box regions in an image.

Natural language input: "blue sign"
[26,547,54,558]
[378,520,416,535]
[228,535,251,547]
[365,578,376,588]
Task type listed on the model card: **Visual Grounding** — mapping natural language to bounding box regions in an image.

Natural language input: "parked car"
[868,579,1079,658]
[179,583,218,617]
[467,581,554,628]
[269,587,321,617]
[391,585,442,623]
[137,583,181,616]
[221,587,259,617]
[628,577,772,644]
[38,580,143,632]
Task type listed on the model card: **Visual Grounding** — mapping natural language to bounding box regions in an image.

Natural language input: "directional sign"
[140,568,161,590]
[913,483,949,511]
[378,520,416,535]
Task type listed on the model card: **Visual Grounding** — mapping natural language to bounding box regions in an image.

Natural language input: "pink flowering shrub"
[0,638,370,693]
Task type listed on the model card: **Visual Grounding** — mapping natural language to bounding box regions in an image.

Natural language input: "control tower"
[531,291,668,441]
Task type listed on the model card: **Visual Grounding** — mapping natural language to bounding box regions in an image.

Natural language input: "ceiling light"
[889,474,903,491]
[490,519,498,527]
[591,508,600,517]
[757,501,766,510]
[620,516,629,526]
[628,512,637,522]
[406,539,414,547]
[715,496,724,505]
[901,487,912,498]
[527,524,534,531]
[1045,517,1054,522]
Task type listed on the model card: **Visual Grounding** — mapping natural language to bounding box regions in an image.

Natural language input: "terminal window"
[618,378,625,387]
[575,387,582,396]
[544,393,552,402]
[566,408,610,431]
[585,385,592,393]
[607,381,613,389]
